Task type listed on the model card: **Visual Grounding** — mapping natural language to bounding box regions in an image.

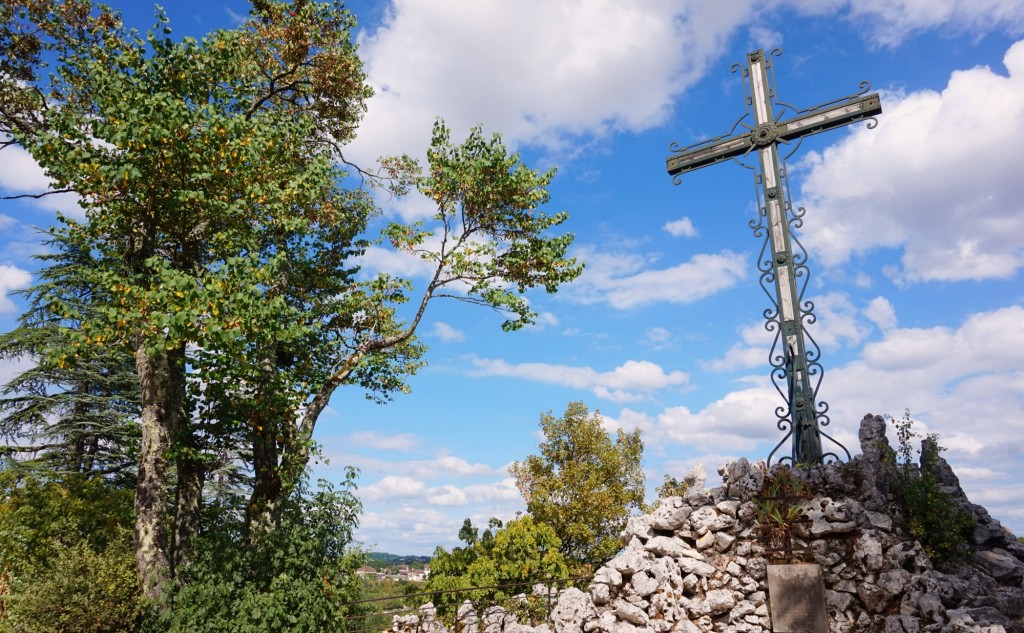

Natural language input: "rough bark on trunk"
[171,444,205,576]
[133,344,184,602]
[246,416,282,539]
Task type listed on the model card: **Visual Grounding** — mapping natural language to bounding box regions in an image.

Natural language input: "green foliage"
[752,466,810,560]
[1,0,584,606]
[884,411,974,566]
[655,474,690,499]
[367,552,432,569]
[155,470,365,632]
[0,470,141,632]
[0,470,134,577]
[0,230,140,482]
[510,402,645,573]
[1,538,142,633]
[353,577,426,633]
[410,121,583,332]
[427,516,568,624]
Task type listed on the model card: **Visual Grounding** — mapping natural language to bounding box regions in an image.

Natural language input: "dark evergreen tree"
[0,227,140,483]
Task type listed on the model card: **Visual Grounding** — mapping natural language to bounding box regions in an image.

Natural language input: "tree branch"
[0,188,75,200]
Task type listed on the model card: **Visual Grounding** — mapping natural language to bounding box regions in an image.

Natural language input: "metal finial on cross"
[666,49,881,465]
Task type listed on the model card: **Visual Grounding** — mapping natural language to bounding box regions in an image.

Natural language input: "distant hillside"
[367,552,432,568]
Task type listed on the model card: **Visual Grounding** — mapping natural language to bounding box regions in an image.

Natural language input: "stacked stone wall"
[390,415,1024,633]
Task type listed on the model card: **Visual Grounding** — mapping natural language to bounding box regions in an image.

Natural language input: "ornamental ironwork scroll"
[666,49,881,465]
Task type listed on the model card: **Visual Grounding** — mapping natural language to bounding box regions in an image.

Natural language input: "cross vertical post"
[666,49,881,464]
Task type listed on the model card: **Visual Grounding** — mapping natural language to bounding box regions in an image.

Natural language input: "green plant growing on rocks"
[753,466,811,561]
[655,474,690,499]
[884,411,974,566]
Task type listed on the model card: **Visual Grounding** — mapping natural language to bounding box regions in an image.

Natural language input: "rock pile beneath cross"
[388,415,1024,633]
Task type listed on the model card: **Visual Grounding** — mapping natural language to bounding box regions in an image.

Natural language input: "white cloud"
[663,217,698,238]
[348,0,755,166]
[0,355,35,388]
[643,327,674,351]
[629,305,1024,494]
[356,505,464,551]
[746,25,783,51]
[467,356,690,403]
[344,0,1024,175]
[357,244,437,279]
[612,388,783,455]
[463,478,521,503]
[831,0,1024,47]
[426,484,468,506]
[430,321,465,343]
[799,40,1024,283]
[346,430,421,452]
[423,478,522,506]
[809,292,871,351]
[568,247,747,309]
[526,311,560,331]
[360,475,426,501]
[0,145,51,192]
[0,265,32,313]
[863,296,897,332]
[702,300,869,373]
[703,320,772,372]
[407,454,497,479]
[0,144,82,215]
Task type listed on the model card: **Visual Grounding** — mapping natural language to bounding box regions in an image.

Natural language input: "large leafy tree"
[427,516,568,620]
[510,402,645,573]
[0,0,582,602]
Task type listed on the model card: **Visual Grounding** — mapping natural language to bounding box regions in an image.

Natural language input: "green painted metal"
[665,49,881,465]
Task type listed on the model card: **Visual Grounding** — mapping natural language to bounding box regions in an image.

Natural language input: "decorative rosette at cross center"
[751,123,779,147]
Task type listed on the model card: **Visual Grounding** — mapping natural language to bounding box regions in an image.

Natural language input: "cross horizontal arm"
[774,93,881,144]
[665,92,881,178]
[666,132,752,177]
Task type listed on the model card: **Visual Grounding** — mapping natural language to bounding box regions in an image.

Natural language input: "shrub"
[1,536,142,633]
[154,471,366,633]
[885,411,974,566]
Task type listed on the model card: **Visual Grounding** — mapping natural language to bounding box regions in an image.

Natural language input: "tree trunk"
[171,441,205,576]
[246,414,282,539]
[133,343,184,602]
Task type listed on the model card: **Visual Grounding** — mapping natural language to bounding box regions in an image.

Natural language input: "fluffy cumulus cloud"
[467,356,690,403]
[0,265,32,313]
[815,0,1024,47]
[0,144,82,215]
[806,292,872,351]
[343,0,1024,172]
[430,321,466,343]
[424,478,521,507]
[567,247,747,309]
[348,0,755,165]
[863,296,897,331]
[406,454,497,479]
[702,292,873,371]
[360,475,426,501]
[613,388,785,455]
[356,506,465,552]
[627,305,1024,527]
[663,217,698,238]
[798,39,1024,284]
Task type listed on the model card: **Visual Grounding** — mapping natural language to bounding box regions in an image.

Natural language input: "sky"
[1,0,1023,556]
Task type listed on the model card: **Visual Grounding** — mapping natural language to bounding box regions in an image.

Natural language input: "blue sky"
[2,0,1024,556]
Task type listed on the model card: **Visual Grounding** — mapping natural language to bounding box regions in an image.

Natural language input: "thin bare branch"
[0,188,75,200]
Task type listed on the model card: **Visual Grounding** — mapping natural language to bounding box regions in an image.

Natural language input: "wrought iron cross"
[666,49,881,465]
